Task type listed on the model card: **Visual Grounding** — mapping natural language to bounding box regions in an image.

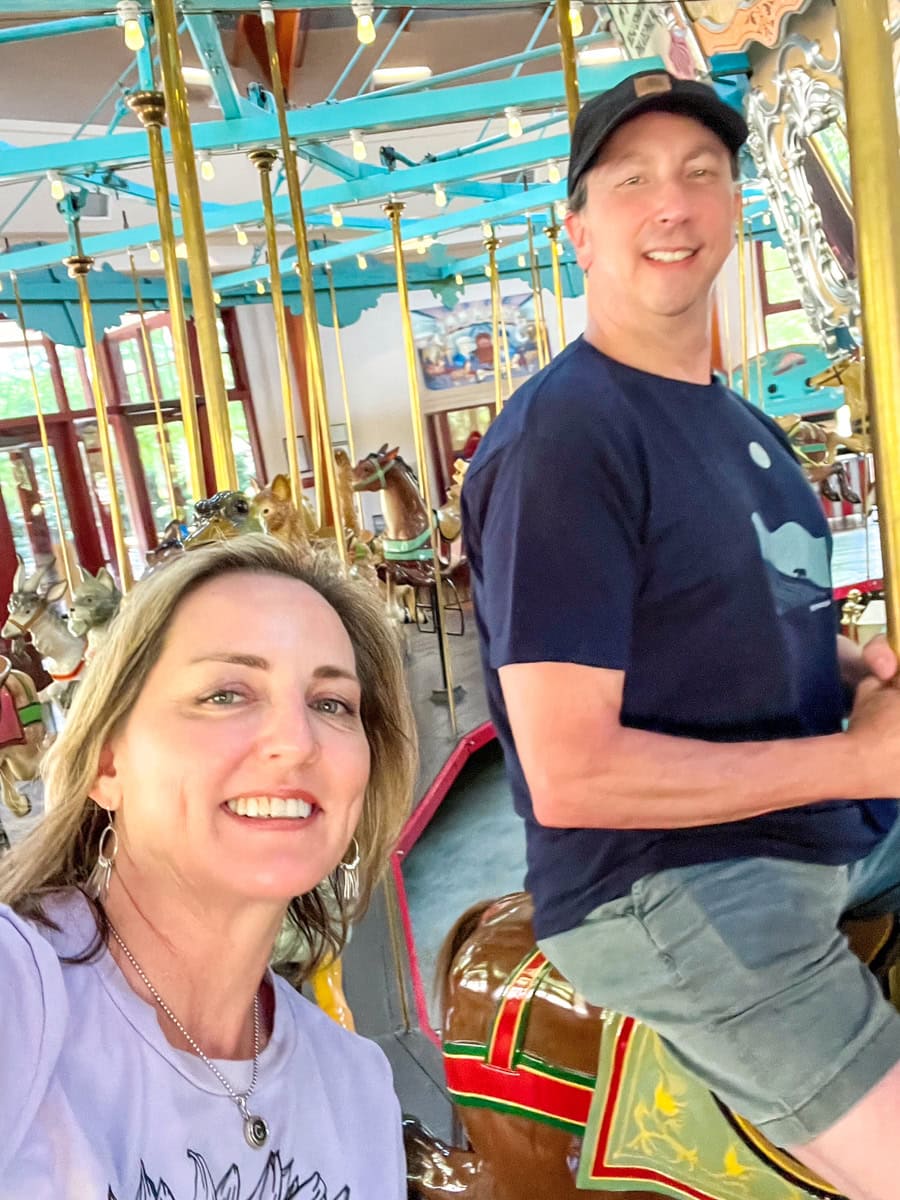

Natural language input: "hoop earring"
[84,814,118,902]
[336,837,360,904]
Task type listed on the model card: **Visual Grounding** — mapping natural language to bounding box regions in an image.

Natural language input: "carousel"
[1,1,899,1197]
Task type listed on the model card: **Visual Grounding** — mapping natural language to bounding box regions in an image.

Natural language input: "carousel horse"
[405,892,900,1200]
[351,446,467,632]
[773,414,869,505]
[0,653,48,844]
[183,490,261,547]
[249,473,317,549]
[808,356,867,438]
[144,520,186,573]
[68,567,121,658]
[2,557,86,709]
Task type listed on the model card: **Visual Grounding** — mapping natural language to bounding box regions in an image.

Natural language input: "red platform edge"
[391,720,496,1045]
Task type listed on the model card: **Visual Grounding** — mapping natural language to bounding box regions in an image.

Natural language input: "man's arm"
[500,651,900,830]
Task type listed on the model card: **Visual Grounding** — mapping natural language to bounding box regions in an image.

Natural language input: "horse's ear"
[12,555,25,591]
[377,443,389,456]
[248,476,260,494]
[96,567,116,592]
[272,474,292,500]
[43,579,69,605]
[385,447,400,462]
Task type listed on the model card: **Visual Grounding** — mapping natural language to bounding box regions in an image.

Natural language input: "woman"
[0,535,417,1199]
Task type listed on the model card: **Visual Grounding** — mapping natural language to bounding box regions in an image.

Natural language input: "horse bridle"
[354,454,399,490]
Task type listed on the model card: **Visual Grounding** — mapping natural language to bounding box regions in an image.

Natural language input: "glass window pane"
[56,344,88,410]
[134,423,191,531]
[0,445,70,578]
[227,401,257,491]
[0,344,60,420]
[765,308,816,350]
[149,325,180,400]
[217,317,236,390]
[116,338,150,404]
[75,420,143,581]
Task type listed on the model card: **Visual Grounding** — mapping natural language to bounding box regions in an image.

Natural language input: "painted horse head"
[2,556,68,641]
[351,445,403,494]
[68,567,121,639]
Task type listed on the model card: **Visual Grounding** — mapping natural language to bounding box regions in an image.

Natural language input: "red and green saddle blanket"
[443,949,842,1199]
[0,688,41,748]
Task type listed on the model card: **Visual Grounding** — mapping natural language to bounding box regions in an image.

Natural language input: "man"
[462,70,900,1200]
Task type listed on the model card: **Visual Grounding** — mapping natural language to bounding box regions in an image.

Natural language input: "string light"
[569,0,584,37]
[356,253,368,270]
[547,161,561,185]
[234,225,248,246]
[48,172,65,202]
[505,107,523,139]
[484,264,492,278]
[433,183,448,208]
[518,254,527,267]
[199,152,215,182]
[330,205,344,228]
[454,273,463,285]
[147,243,161,263]
[256,279,266,294]
[213,290,222,305]
[351,0,376,45]
[555,200,567,220]
[116,1,145,52]
[175,242,188,259]
[350,130,367,162]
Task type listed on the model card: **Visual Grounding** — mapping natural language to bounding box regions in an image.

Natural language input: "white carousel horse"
[2,556,86,709]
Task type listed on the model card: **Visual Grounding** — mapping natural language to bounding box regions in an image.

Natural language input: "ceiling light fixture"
[47,172,65,202]
[147,243,161,263]
[234,225,249,246]
[569,0,584,37]
[547,161,561,185]
[433,183,448,209]
[351,0,376,46]
[256,279,266,294]
[371,65,432,86]
[350,130,367,162]
[505,107,523,139]
[198,151,215,182]
[454,273,463,285]
[116,0,145,52]
[356,253,368,270]
[330,205,344,228]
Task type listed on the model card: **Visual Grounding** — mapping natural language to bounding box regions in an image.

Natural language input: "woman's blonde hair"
[0,535,417,982]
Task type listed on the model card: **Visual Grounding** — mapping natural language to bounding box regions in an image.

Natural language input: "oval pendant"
[244,1113,269,1149]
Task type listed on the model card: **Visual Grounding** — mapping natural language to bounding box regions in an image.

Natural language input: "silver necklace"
[108,923,269,1149]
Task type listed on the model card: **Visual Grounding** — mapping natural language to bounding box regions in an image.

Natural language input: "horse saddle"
[445,914,899,1200]
[0,684,25,748]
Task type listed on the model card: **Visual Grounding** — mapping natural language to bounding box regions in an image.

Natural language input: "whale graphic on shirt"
[751,512,832,616]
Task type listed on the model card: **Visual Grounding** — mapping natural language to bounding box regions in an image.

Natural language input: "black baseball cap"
[567,70,748,198]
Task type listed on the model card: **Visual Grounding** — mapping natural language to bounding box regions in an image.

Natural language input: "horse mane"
[433,897,498,1023]
[392,453,418,486]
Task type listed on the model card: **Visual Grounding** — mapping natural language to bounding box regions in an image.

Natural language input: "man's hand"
[846,637,900,794]
[861,634,898,684]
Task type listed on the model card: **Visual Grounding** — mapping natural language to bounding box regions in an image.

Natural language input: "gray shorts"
[539,837,900,1147]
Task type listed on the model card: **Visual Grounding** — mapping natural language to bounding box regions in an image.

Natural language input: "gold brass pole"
[10,274,76,597]
[385,199,458,735]
[737,213,750,400]
[554,0,581,135]
[126,91,204,501]
[485,234,505,414]
[720,283,734,389]
[836,0,900,644]
[250,148,304,509]
[545,220,567,347]
[151,0,236,491]
[751,235,766,407]
[258,1,345,566]
[125,248,179,517]
[527,221,551,366]
[326,265,366,531]
[63,252,133,591]
[304,350,325,528]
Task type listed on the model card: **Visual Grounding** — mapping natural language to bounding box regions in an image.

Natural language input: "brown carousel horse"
[405,892,900,1200]
[351,445,467,632]
[773,414,869,505]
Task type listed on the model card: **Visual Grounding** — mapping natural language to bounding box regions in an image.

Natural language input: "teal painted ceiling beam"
[0,59,662,185]
[0,0,547,11]
[0,131,572,275]
[184,14,259,121]
[0,14,117,43]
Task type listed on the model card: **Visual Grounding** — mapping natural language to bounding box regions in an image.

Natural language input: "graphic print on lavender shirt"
[109,1149,351,1200]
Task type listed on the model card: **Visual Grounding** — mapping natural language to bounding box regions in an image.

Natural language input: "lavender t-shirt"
[0,891,405,1199]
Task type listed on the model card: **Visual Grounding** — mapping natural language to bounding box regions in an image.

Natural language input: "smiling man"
[462,72,900,1199]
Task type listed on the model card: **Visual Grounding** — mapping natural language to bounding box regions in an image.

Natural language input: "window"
[757,242,817,351]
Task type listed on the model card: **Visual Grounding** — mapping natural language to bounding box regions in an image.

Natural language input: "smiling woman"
[0,534,417,1199]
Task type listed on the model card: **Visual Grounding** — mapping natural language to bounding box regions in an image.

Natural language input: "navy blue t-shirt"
[462,337,895,940]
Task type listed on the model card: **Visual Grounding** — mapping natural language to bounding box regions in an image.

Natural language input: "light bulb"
[147,243,161,263]
[123,18,145,51]
[454,273,463,286]
[547,161,561,185]
[481,221,493,239]
[350,130,367,162]
[330,205,344,228]
[356,13,376,44]
[569,1,584,38]
[505,108,523,139]
[199,153,215,182]
[555,200,567,220]
[48,172,65,202]
[484,264,492,278]
[234,225,248,246]
[256,279,266,295]
[175,242,188,260]
[518,254,527,268]
[434,183,447,208]
[356,253,367,270]
[213,290,222,305]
